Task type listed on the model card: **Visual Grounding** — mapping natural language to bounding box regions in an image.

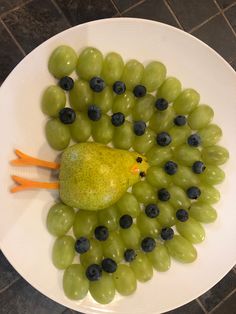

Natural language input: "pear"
[59,143,149,210]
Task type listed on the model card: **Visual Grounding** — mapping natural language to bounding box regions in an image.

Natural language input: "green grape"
[173,89,200,114]
[190,202,217,223]
[199,185,220,204]
[168,185,190,209]
[202,145,229,166]
[112,91,135,116]
[76,47,103,80]
[172,165,199,189]
[132,128,156,155]
[146,146,172,166]
[94,86,113,113]
[112,121,134,150]
[52,235,75,269]
[199,165,225,185]
[149,107,175,133]
[63,264,89,300]
[121,59,144,90]
[141,61,166,92]
[116,192,140,218]
[132,181,157,204]
[102,231,125,263]
[147,243,171,271]
[80,238,103,267]
[188,105,214,130]
[137,213,160,237]
[120,225,141,249]
[169,126,192,148]
[48,45,77,78]
[41,86,66,117]
[157,202,175,227]
[73,210,98,238]
[174,145,201,166]
[198,124,222,147]
[91,115,114,144]
[146,166,171,188]
[47,203,75,237]
[101,52,124,85]
[98,205,118,231]
[176,217,205,244]
[132,94,155,122]
[89,272,115,304]
[130,252,153,282]
[70,111,91,142]
[165,235,197,263]
[113,264,137,296]
[157,77,182,103]
[69,79,93,111]
[45,119,70,150]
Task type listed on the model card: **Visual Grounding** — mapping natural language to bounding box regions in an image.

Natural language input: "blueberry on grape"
[101,258,117,273]
[174,115,186,126]
[156,132,172,146]
[192,161,206,174]
[133,85,146,98]
[113,81,126,95]
[141,237,156,252]
[89,77,105,92]
[188,134,201,147]
[164,161,178,175]
[86,264,102,281]
[133,121,146,136]
[94,226,109,241]
[59,76,74,91]
[59,108,76,124]
[176,209,189,222]
[124,249,137,262]
[88,105,101,121]
[74,237,90,254]
[187,186,201,199]
[158,188,170,201]
[145,204,160,218]
[111,112,125,126]
[119,215,133,229]
[161,227,174,240]
[155,98,168,111]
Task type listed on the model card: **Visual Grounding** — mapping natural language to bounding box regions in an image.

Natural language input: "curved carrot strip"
[11,175,59,193]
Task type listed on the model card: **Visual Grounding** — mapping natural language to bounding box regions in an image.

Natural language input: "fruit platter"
[0,18,236,314]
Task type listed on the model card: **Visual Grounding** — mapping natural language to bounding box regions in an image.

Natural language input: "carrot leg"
[11,175,59,193]
[11,149,60,170]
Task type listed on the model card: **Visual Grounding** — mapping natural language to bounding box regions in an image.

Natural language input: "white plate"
[0,18,236,314]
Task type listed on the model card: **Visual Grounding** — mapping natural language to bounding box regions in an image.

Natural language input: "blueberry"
[133,85,146,98]
[89,77,105,92]
[113,81,126,95]
[74,237,90,254]
[133,121,146,136]
[192,161,206,174]
[136,157,143,163]
[158,188,170,201]
[145,204,160,218]
[59,108,76,124]
[140,171,146,178]
[94,226,109,241]
[111,112,125,126]
[156,132,172,146]
[88,105,101,121]
[119,215,133,229]
[124,249,137,262]
[101,258,117,273]
[188,134,201,147]
[174,115,187,126]
[176,209,189,222]
[59,76,74,91]
[161,227,174,240]
[86,264,102,281]
[155,98,168,111]
[164,161,178,175]
[187,186,201,199]
[141,237,156,252]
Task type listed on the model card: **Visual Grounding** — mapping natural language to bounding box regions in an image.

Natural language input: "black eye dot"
[140,171,146,177]
[136,157,142,163]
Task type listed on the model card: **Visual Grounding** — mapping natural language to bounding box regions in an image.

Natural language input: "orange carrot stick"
[11,149,60,170]
[11,175,59,193]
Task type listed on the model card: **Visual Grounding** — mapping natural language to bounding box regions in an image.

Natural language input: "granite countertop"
[0,0,236,313]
